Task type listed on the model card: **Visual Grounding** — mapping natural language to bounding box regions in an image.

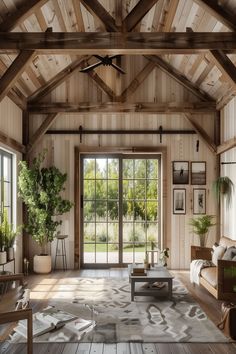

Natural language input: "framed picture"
[191,161,206,185]
[172,161,189,184]
[173,188,186,214]
[193,188,206,214]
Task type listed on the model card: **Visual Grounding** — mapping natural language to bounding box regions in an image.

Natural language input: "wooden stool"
[54,235,68,271]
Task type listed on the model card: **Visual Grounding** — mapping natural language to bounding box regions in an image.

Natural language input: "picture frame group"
[172,161,206,185]
[173,188,206,215]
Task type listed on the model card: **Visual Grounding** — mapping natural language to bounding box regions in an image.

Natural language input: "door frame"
[74,146,168,269]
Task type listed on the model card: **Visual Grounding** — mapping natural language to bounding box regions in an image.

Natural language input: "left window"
[0,149,13,223]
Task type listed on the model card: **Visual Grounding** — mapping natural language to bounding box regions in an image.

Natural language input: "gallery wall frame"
[173,188,186,214]
[172,161,189,184]
[193,188,206,214]
[191,161,206,185]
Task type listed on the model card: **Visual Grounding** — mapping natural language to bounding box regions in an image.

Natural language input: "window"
[81,154,161,267]
[0,149,13,223]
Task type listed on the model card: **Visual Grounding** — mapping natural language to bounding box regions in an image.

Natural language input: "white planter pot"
[33,255,52,274]
[7,247,14,261]
[0,251,7,264]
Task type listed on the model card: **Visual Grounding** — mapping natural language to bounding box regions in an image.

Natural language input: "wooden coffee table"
[128,265,174,301]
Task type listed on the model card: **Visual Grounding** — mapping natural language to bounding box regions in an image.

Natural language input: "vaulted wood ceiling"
[0,0,236,113]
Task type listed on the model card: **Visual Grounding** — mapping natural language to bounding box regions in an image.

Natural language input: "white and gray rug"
[10,277,228,343]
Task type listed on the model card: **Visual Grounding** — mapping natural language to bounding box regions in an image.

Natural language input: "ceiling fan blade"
[109,55,122,60]
[111,62,126,74]
[80,61,102,73]
[93,55,105,62]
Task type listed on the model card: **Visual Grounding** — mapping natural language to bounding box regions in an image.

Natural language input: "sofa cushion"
[222,246,236,261]
[211,245,226,266]
[200,267,217,289]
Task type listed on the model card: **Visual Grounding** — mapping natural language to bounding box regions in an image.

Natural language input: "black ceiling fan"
[80,55,125,74]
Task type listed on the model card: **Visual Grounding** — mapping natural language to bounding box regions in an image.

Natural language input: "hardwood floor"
[0,269,235,354]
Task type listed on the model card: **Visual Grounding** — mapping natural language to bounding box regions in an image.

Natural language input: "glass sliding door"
[81,155,161,267]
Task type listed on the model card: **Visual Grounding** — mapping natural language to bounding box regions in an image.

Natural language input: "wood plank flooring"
[0,269,236,354]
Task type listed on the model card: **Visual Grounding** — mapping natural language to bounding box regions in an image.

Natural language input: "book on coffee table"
[131,267,147,276]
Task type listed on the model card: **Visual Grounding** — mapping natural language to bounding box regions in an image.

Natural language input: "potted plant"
[18,150,73,274]
[189,215,216,247]
[0,221,6,264]
[212,176,234,207]
[2,209,22,261]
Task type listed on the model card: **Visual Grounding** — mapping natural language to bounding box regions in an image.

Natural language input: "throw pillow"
[222,246,236,261]
[212,245,226,266]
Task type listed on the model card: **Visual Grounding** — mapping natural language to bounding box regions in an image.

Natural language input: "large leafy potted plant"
[189,215,216,247]
[18,151,73,273]
[212,176,234,207]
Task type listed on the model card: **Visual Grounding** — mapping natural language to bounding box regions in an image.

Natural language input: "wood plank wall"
[0,96,23,273]
[220,97,236,240]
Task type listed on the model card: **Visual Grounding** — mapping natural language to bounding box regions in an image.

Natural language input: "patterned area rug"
[10,277,228,343]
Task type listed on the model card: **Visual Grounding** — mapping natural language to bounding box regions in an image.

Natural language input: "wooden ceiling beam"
[0,129,25,154]
[217,137,236,155]
[0,50,35,103]
[145,55,214,102]
[163,0,179,32]
[28,56,90,102]
[0,0,48,32]
[1,32,236,54]
[27,101,217,114]
[81,0,118,31]
[27,113,58,154]
[209,50,236,90]
[184,113,216,153]
[72,0,85,32]
[119,62,155,102]
[86,70,117,100]
[123,0,159,32]
[193,0,236,31]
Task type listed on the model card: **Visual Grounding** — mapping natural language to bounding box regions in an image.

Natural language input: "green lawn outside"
[84,243,146,252]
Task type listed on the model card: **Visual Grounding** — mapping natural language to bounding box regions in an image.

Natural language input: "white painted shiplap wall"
[0,96,22,273]
[221,97,236,240]
[30,112,217,270]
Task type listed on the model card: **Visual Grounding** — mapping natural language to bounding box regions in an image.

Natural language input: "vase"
[0,251,7,264]
[7,247,14,261]
[199,234,207,247]
[33,254,52,274]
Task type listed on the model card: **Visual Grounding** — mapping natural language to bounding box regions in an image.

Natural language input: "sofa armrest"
[191,246,212,262]
[217,259,236,301]
[0,273,26,287]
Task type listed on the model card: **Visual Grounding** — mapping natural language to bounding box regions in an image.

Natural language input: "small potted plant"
[189,215,216,247]
[212,176,234,207]
[159,248,170,267]
[18,150,73,274]
[2,209,22,261]
[0,225,6,264]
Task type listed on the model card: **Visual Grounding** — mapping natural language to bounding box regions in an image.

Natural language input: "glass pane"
[123,160,133,178]
[147,223,158,247]
[108,180,118,199]
[96,243,107,263]
[108,159,118,179]
[147,201,158,221]
[84,243,95,263]
[96,159,107,179]
[123,201,134,221]
[96,223,107,243]
[134,180,145,199]
[84,201,95,221]
[123,223,134,243]
[3,156,11,182]
[84,223,95,242]
[147,180,157,199]
[108,223,118,243]
[123,180,134,199]
[96,180,107,199]
[4,182,11,207]
[147,159,158,179]
[123,243,134,263]
[108,201,118,221]
[134,223,146,243]
[134,243,146,263]
[96,201,107,221]
[84,180,95,199]
[134,160,146,178]
[134,201,145,221]
[84,159,95,179]
[108,248,119,263]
